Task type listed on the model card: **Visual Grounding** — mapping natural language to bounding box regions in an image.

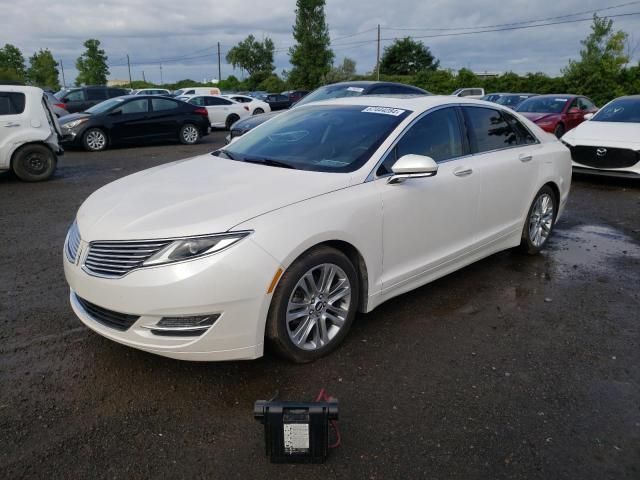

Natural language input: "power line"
[384,0,640,32]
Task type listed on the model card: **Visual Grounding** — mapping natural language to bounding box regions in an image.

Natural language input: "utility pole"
[217,42,221,82]
[160,64,163,85]
[127,54,132,88]
[376,24,381,81]
[142,70,146,83]
[59,59,66,88]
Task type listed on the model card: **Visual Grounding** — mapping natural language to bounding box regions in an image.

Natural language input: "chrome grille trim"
[83,239,172,278]
[65,223,81,263]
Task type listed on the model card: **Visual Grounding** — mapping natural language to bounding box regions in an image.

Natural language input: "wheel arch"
[10,141,56,170]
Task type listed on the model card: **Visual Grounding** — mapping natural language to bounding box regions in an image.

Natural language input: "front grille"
[65,223,81,262]
[75,295,139,331]
[571,146,639,169]
[83,239,172,278]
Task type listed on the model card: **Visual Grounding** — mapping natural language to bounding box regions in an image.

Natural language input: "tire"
[11,144,57,182]
[179,123,200,145]
[253,108,264,115]
[82,128,108,152]
[554,123,565,139]
[266,246,359,363]
[519,185,558,255]
[225,114,240,130]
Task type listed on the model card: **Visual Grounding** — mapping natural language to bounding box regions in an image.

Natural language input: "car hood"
[233,110,282,131]
[76,154,353,241]
[59,112,91,124]
[519,112,559,123]
[562,120,640,147]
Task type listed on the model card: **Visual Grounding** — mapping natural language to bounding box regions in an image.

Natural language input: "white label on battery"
[362,106,406,116]
[283,423,309,453]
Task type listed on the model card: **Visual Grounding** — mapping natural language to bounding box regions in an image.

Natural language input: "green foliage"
[226,35,275,88]
[129,80,156,89]
[380,38,439,76]
[218,75,244,91]
[258,74,287,92]
[0,44,26,82]
[325,57,357,83]
[27,49,60,90]
[75,39,109,86]
[562,15,629,105]
[288,0,334,89]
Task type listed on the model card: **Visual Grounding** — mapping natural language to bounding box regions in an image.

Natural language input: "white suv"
[0,85,62,181]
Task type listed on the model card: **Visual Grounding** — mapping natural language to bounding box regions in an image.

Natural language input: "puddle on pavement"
[548,224,640,276]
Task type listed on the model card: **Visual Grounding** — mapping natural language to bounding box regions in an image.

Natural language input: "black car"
[227,81,430,142]
[264,93,292,111]
[59,96,210,152]
[55,86,129,113]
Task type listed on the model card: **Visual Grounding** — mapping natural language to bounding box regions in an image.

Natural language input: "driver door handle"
[519,154,533,163]
[453,167,473,177]
[2,122,20,128]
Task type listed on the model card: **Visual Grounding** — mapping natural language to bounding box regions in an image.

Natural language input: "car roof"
[532,94,579,99]
[304,95,511,111]
[0,85,44,95]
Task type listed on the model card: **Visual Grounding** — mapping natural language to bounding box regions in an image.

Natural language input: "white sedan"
[63,96,571,363]
[222,94,271,115]
[178,95,250,129]
[562,95,640,178]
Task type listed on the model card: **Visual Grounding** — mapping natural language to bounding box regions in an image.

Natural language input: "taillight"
[194,107,208,116]
[55,103,65,109]
[243,106,249,112]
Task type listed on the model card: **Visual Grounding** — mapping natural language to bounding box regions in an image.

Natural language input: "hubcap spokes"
[529,193,554,247]
[184,127,198,143]
[286,263,351,351]
[87,131,105,150]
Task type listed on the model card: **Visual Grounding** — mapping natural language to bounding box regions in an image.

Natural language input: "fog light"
[143,314,220,337]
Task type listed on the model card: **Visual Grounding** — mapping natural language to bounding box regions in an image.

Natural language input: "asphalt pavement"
[1,132,638,479]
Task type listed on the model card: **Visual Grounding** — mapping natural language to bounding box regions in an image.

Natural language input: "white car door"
[460,106,541,244]
[375,107,481,295]
[205,96,240,126]
[0,90,27,169]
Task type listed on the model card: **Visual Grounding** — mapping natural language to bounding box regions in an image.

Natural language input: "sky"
[2,0,639,86]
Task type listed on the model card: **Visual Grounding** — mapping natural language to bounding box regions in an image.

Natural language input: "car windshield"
[497,95,530,107]
[85,97,126,114]
[218,105,411,173]
[173,89,185,96]
[517,97,569,114]
[293,84,367,108]
[591,98,640,123]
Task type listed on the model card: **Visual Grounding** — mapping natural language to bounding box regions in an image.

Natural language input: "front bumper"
[64,237,281,361]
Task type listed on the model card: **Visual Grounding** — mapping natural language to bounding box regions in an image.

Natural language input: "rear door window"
[206,97,232,106]
[462,106,519,153]
[0,92,26,115]
[120,99,149,114]
[65,90,85,102]
[151,98,179,111]
[502,111,538,145]
[87,89,107,101]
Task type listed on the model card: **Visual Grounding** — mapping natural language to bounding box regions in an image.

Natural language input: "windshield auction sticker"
[362,106,406,116]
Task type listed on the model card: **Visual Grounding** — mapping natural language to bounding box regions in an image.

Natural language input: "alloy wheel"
[86,130,106,151]
[182,125,198,143]
[528,193,555,247]
[286,263,351,351]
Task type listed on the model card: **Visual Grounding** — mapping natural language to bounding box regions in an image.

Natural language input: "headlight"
[63,118,89,129]
[142,231,252,266]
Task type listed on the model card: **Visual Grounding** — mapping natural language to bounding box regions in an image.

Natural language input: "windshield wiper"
[214,149,237,160]
[243,158,296,169]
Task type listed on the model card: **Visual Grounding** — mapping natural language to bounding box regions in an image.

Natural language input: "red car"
[516,94,598,138]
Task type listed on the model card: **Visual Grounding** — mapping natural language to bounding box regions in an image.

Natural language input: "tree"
[258,74,287,92]
[27,49,60,90]
[562,15,629,105]
[75,39,109,86]
[226,35,275,84]
[380,38,439,76]
[325,57,357,83]
[0,44,26,82]
[288,0,334,89]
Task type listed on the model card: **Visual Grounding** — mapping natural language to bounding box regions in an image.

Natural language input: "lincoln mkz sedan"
[64,96,572,363]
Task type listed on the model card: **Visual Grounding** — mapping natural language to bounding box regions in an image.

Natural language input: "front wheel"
[253,108,264,115]
[266,246,359,363]
[179,123,200,145]
[12,144,57,182]
[519,185,558,255]
[554,123,565,139]
[82,128,107,152]
[225,114,240,130]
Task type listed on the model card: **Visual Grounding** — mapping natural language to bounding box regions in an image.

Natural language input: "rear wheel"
[179,123,200,144]
[82,128,107,152]
[519,185,558,255]
[253,108,264,115]
[266,246,359,363]
[12,144,57,182]
[225,114,240,130]
[554,123,565,139]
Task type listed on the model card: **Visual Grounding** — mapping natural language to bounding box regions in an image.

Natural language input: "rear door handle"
[453,168,473,177]
[519,154,533,163]
[2,122,20,128]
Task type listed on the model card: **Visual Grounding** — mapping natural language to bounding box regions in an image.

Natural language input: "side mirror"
[388,154,438,184]
[583,112,595,120]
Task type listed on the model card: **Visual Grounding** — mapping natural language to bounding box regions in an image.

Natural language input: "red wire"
[314,389,341,448]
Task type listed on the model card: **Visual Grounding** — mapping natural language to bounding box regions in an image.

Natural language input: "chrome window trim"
[365,103,542,182]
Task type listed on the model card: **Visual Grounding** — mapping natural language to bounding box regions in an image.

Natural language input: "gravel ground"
[1,133,639,479]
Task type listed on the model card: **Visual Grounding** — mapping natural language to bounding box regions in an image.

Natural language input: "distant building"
[474,71,501,79]
[107,79,130,87]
